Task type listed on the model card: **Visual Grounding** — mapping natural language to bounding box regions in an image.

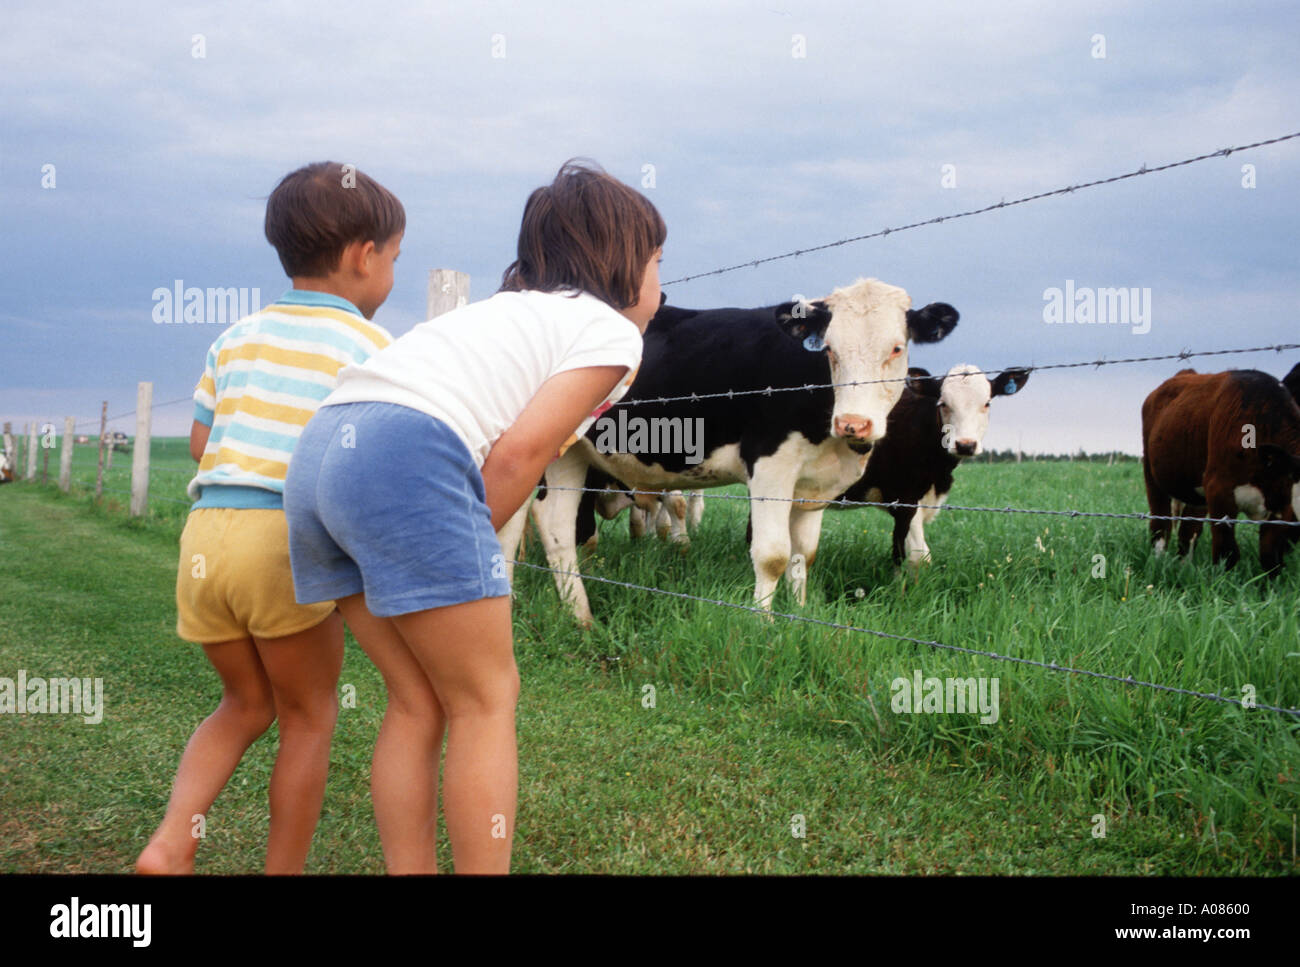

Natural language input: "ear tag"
[1004,379,1017,395]
[803,333,826,352]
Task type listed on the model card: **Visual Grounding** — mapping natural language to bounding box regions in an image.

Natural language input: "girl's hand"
[481,365,628,532]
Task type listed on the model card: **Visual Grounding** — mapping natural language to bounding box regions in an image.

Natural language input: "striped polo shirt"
[188,290,392,509]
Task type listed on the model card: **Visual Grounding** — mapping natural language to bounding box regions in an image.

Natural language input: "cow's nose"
[955,439,977,456]
[834,414,874,440]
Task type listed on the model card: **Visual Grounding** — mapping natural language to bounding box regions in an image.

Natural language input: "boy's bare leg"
[336,594,445,874]
[392,595,518,874]
[136,638,276,874]
[254,610,345,875]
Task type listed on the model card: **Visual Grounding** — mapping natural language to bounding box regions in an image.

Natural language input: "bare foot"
[135,837,195,875]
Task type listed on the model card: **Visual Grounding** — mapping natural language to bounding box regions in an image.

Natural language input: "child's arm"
[481,365,628,533]
[189,420,211,462]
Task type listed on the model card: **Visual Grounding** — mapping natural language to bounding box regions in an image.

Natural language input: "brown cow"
[1141,367,1300,574]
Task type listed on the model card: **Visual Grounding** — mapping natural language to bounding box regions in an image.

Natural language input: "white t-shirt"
[324,288,643,468]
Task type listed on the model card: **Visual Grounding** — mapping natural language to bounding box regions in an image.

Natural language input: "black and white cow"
[832,363,1030,566]
[498,277,958,624]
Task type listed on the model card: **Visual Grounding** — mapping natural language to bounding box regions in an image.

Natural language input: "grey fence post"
[129,382,153,516]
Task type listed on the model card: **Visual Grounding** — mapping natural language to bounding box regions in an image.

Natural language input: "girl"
[283,159,665,873]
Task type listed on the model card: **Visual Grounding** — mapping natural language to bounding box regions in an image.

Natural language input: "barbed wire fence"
[660,129,1300,286]
[539,484,1300,529]
[511,562,1300,719]
[5,392,195,512]
[8,129,1300,716]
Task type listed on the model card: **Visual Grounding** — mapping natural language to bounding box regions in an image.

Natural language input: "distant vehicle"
[103,431,132,453]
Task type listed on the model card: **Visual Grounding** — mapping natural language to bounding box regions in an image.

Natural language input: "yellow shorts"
[176,508,336,643]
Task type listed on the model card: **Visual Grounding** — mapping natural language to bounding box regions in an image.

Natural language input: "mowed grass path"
[0,461,1296,873]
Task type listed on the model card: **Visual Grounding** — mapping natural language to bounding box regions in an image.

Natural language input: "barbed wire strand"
[661,130,1300,286]
[542,485,1300,528]
[613,343,1300,408]
[513,560,1300,719]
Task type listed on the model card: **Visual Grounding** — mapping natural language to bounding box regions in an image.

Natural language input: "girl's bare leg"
[392,595,518,874]
[336,594,446,874]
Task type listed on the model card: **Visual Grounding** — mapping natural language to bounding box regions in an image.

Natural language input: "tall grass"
[513,459,1300,862]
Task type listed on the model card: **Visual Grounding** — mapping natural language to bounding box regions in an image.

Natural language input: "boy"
[137,162,402,874]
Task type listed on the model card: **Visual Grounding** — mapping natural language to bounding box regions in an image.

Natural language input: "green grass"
[1,450,1298,874]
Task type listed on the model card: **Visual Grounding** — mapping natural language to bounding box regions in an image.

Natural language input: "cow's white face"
[938,364,993,457]
[909,362,1030,458]
[775,278,958,451]
[820,280,913,451]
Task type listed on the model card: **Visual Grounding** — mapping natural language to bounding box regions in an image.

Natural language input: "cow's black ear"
[991,367,1031,397]
[1281,362,1300,403]
[658,291,668,308]
[775,299,832,350]
[906,302,958,343]
[906,367,942,398]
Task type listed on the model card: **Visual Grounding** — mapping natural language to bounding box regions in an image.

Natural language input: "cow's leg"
[748,465,800,611]
[787,507,825,607]
[1205,488,1241,570]
[1174,500,1203,557]
[495,491,533,587]
[1260,517,1291,575]
[577,483,599,553]
[656,491,690,549]
[530,450,594,626]
[628,505,648,538]
[654,496,671,540]
[903,509,931,568]
[686,491,704,531]
[1143,455,1173,554]
[889,508,913,567]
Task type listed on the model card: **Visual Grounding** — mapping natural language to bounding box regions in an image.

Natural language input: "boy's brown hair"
[264,162,405,278]
[499,159,667,310]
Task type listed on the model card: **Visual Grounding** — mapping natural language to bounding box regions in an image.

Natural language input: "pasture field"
[1,441,1297,874]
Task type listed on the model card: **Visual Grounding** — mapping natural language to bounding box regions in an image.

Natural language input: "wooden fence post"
[2,422,11,480]
[26,423,37,480]
[41,424,50,484]
[95,401,108,498]
[427,269,469,320]
[58,416,75,492]
[130,382,153,517]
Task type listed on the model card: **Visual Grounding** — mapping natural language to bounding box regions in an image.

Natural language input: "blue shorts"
[284,401,512,616]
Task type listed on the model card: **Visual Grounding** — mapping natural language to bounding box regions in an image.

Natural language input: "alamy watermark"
[152,280,261,324]
[49,897,150,947]
[0,670,103,724]
[1043,280,1151,335]
[593,409,705,465]
[891,670,1000,724]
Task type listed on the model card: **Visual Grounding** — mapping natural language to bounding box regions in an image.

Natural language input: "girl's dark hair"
[264,162,405,278]
[499,159,666,309]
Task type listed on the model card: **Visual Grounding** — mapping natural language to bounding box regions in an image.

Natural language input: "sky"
[3,0,1298,454]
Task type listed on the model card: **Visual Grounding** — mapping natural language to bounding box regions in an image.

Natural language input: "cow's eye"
[984,402,991,410]
[891,345,903,356]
